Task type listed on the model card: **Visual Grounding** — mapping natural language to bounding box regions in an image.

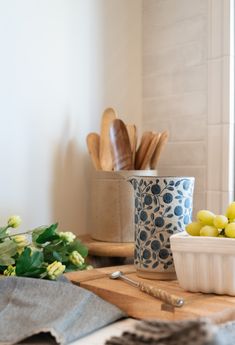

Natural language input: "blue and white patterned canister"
[129,176,195,280]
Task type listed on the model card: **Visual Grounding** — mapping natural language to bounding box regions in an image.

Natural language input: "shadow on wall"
[52,121,91,235]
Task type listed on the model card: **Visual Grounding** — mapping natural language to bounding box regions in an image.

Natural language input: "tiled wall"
[143,0,208,215]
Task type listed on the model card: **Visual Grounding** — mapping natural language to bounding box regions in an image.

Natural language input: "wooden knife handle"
[139,282,184,307]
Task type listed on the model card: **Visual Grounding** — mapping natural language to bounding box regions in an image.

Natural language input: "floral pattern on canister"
[129,177,195,273]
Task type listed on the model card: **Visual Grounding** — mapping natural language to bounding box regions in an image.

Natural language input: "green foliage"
[0,240,17,266]
[0,226,9,241]
[65,262,87,272]
[15,248,46,278]
[34,223,60,244]
[0,218,89,280]
[67,239,88,258]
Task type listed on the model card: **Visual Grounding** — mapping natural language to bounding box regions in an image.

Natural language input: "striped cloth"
[106,318,235,345]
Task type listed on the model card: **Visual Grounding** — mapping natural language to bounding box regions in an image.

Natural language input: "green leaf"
[51,251,63,262]
[67,239,88,258]
[0,255,15,266]
[35,223,60,244]
[0,265,7,274]
[65,262,87,272]
[32,226,49,244]
[43,248,67,263]
[0,226,9,240]
[42,241,68,262]
[0,240,17,266]
[15,247,46,278]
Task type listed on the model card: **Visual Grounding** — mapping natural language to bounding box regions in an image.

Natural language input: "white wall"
[143,0,208,215]
[0,0,142,234]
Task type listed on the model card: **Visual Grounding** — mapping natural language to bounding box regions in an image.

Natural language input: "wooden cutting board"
[65,265,235,324]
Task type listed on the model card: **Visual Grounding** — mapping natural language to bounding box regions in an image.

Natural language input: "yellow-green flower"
[8,215,22,228]
[69,251,84,266]
[47,261,65,280]
[86,265,93,270]
[13,234,28,247]
[3,265,16,276]
[13,235,29,254]
[59,231,76,243]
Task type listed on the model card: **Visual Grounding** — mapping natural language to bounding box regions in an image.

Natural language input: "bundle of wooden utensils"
[86,107,169,171]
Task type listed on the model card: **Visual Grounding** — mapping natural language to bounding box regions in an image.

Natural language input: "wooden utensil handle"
[139,282,184,307]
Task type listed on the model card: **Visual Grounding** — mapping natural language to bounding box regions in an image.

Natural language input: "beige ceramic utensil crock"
[89,169,157,243]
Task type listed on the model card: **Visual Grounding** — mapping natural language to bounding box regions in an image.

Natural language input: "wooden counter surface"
[66,265,235,323]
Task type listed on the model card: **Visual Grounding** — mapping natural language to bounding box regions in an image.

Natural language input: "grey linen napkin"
[105,318,235,345]
[0,276,125,345]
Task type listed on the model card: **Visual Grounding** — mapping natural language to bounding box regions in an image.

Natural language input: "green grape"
[213,215,228,229]
[197,210,215,225]
[185,222,202,236]
[225,223,235,238]
[200,225,219,237]
[226,202,235,221]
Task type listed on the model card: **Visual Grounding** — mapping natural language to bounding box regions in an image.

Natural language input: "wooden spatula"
[99,108,117,171]
[126,124,137,166]
[140,133,161,170]
[150,130,169,169]
[135,131,154,169]
[109,119,134,170]
[86,133,102,170]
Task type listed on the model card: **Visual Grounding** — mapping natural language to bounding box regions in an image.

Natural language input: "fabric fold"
[0,276,125,345]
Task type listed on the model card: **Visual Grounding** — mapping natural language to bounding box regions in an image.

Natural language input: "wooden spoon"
[150,130,169,169]
[135,131,154,169]
[109,119,134,170]
[140,133,161,170]
[126,124,137,166]
[99,108,117,171]
[86,133,102,170]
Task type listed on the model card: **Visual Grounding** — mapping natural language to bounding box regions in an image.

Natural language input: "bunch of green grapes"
[186,201,235,237]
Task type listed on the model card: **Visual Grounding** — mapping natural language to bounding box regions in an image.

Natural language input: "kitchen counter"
[18,263,235,344]
[66,264,235,322]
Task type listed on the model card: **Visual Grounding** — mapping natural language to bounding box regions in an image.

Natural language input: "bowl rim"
[171,231,235,240]
[170,231,235,254]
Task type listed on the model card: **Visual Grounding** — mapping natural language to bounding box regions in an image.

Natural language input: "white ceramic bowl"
[170,232,235,296]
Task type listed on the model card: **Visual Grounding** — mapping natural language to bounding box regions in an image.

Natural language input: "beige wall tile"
[143,40,207,76]
[144,16,207,55]
[193,192,206,216]
[143,117,207,142]
[143,64,207,98]
[158,166,206,192]
[143,92,207,121]
[144,0,207,27]
[158,142,206,166]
